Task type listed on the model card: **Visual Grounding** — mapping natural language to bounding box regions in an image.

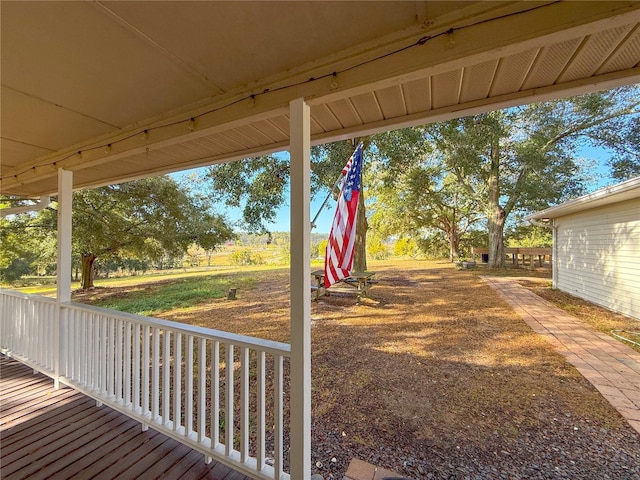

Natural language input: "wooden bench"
[471,247,551,268]
[311,270,376,301]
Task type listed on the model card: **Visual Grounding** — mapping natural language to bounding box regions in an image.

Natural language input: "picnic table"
[311,270,376,301]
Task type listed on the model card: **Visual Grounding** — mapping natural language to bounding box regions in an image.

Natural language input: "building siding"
[555,197,639,320]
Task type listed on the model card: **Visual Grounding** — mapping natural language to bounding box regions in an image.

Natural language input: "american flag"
[324,143,363,288]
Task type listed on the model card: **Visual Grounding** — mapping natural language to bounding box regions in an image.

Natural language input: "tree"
[506,223,552,248]
[38,176,234,289]
[0,199,57,282]
[411,87,640,267]
[369,159,482,262]
[206,139,373,271]
[206,156,289,233]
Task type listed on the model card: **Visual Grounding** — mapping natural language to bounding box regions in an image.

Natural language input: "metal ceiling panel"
[597,25,640,74]
[209,132,247,152]
[431,70,463,109]
[235,125,274,147]
[459,60,499,103]
[489,49,539,97]
[310,105,343,133]
[1,139,52,170]
[326,99,363,129]
[270,116,292,139]
[251,120,289,144]
[402,78,431,115]
[559,25,635,82]
[1,87,114,152]
[349,92,384,125]
[310,117,325,136]
[375,86,407,119]
[100,1,420,92]
[1,2,213,128]
[522,39,582,90]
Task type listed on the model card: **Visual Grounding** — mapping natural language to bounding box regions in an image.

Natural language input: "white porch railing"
[0,289,291,480]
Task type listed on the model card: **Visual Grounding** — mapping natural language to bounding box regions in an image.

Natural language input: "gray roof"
[527,176,640,221]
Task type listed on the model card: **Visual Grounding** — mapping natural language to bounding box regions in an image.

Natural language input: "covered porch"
[2,2,640,479]
[0,355,252,480]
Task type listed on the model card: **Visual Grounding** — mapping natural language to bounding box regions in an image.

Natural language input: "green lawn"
[91,272,259,316]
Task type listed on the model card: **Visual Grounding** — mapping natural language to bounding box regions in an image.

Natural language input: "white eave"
[527,176,640,220]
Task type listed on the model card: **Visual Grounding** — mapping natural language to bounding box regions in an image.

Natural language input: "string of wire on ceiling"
[3,2,551,185]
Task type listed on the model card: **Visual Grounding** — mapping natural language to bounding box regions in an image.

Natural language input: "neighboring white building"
[528,177,640,320]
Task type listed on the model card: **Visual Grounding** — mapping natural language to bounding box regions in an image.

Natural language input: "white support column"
[55,168,73,388]
[552,219,558,289]
[289,97,311,480]
[57,169,73,302]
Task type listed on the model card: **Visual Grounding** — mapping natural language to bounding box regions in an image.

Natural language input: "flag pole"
[310,176,343,229]
[310,142,363,230]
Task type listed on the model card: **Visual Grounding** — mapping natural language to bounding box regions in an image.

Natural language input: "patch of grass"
[91,274,257,316]
[522,282,640,353]
[7,264,284,297]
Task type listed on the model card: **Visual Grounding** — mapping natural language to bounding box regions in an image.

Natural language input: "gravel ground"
[311,414,640,479]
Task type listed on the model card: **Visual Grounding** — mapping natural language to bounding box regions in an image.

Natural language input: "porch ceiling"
[2,1,640,197]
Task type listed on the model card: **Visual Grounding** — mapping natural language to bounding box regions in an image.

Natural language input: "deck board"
[0,355,252,480]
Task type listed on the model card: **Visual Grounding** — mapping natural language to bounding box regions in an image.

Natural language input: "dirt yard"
[81,261,640,479]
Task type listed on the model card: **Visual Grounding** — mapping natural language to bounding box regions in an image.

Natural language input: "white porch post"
[55,168,73,388]
[551,219,558,289]
[289,97,311,480]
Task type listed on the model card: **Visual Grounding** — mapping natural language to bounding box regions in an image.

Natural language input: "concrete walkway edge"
[482,276,640,436]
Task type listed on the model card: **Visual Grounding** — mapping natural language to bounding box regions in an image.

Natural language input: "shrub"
[230,248,265,266]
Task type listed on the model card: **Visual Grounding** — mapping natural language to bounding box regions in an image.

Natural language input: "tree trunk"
[487,140,505,268]
[353,188,368,272]
[449,228,460,262]
[80,253,96,290]
[351,137,368,273]
[487,208,506,267]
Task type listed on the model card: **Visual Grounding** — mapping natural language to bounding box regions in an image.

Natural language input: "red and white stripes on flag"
[324,143,363,288]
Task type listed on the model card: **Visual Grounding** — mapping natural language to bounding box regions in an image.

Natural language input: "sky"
[176,143,620,235]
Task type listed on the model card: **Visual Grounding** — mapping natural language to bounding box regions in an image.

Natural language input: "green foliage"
[0,205,57,282]
[368,126,481,261]
[65,176,234,287]
[317,239,328,259]
[460,229,489,256]
[1,176,235,286]
[366,236,388,260]
[206,156,289,233]
[65,176,232,260]
[574,86,640,181]
[393,237,419,258]
[229,248,264,266]
[94,274,255,316]
[415,233,450,260]
[1,258,32,283]
[506,224,552,248]
[278,244,291,265]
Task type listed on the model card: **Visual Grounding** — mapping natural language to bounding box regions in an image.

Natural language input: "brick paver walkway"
[483,276,640,435]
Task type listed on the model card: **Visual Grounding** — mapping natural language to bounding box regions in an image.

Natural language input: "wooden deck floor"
[0,355,251,480]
